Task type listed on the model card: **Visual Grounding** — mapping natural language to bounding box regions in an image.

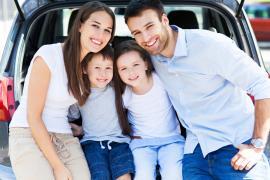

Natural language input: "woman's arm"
[27,56,72,180]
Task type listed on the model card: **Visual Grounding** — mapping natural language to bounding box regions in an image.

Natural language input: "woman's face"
[79,10,113,58]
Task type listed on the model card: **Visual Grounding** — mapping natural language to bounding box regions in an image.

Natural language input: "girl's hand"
[53,164,73,180]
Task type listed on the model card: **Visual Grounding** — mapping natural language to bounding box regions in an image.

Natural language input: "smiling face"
[79,10,113,58]
[85,53,113,89]
[116,50,149,89]
[127,9,170,55]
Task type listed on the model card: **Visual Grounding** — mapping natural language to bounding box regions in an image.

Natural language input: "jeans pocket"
[220,144,238,152]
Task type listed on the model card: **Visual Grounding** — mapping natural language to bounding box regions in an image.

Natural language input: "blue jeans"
[132,141,184,180]
[183,144,270,180]
[81,140,135,180]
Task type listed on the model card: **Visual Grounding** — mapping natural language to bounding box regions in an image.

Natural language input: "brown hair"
[63,1,115,106]
[113,40,155,136]
[124,0,165,24]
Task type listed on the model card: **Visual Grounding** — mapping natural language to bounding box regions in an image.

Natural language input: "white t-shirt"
[10,43,76,133]
[122,73,181,138]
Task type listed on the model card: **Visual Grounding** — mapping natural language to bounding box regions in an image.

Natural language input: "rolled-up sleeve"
[213,36,270,100]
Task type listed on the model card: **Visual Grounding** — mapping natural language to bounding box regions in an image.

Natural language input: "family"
[8,0,270,180]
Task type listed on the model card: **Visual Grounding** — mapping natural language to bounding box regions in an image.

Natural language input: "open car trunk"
[0,0,269,179]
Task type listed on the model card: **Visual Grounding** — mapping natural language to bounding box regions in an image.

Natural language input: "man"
[124,0,270,179]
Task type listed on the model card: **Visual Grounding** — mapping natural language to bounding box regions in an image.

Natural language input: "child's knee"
[134,171,156,180]
[116,173,131,180]
[160,164,182,180]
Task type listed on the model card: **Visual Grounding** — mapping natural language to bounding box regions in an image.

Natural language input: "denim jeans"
[183,144,270,180]
[132,141,184,180]
[81,140,135,180]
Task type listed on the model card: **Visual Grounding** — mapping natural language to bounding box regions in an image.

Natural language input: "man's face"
[127,9,170,55]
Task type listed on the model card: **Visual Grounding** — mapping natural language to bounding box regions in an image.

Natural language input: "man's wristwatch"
[251,138,266,149]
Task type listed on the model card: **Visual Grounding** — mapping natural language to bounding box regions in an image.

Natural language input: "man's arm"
[211,35,270,170]
[254,99,270,144]
[231,99,270,170]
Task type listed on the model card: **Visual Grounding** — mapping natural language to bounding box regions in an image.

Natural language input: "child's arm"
[68,103,80,121]
[68,104,83,137]
[70,123,83,137]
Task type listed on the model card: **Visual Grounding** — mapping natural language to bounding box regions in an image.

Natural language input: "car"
[1,0,270,179]
[244,2,270,41]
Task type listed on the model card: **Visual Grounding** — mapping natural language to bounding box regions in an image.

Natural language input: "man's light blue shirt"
[151,26,270,156]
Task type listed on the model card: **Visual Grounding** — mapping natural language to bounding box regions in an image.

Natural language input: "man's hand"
[69,123,83,137]
[231,144,263,171]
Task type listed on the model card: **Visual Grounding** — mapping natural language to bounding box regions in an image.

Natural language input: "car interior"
[20,5,235,94]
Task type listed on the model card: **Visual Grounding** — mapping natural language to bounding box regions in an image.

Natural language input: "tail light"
[0,77,15,121]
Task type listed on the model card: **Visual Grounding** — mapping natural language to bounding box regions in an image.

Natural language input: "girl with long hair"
[114,40,185,180]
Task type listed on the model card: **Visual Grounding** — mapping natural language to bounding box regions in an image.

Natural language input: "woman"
[8,1,115,180]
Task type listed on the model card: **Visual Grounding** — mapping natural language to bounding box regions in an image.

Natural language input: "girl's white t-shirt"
[122,73,181,138]
[10,43,76,133]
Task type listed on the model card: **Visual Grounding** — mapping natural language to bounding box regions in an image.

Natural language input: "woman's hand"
[54,164,73,180]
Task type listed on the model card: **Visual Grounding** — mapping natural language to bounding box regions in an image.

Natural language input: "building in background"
[244,1,270,42]
[245,0,270,71]
[0,0,16,59]
[0,0,16,20]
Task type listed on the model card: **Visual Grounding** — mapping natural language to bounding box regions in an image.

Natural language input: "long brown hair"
[113,40,154,136]
[63,1,115,106]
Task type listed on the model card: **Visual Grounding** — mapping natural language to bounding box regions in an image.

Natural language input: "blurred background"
[0,0,16,60]
[245,0,270,72]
